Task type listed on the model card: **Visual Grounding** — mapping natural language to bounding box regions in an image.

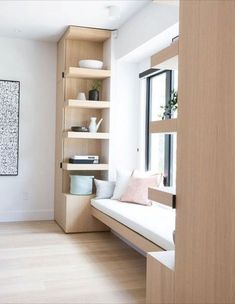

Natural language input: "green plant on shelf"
[91,80,102,91]
[89,80,102,101]
[160,91,178,120]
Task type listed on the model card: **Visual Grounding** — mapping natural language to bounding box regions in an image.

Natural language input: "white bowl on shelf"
[79,60,103,70]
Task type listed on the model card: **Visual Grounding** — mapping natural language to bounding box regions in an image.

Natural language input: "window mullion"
[164,71,173,186]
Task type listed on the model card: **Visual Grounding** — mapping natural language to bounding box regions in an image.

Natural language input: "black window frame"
[145,69,174,186]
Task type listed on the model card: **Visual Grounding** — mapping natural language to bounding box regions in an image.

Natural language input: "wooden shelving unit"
[55,26,112,233]
[150,119,177,133]
[65,67,111,79]
[65,100,110,109]
[64,131,109,139]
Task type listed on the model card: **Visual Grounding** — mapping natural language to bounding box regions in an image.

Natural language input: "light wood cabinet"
[150,1,235,303]
[175,1,235,303]
[57,194,108,233]
[146,251,175,304]
[54,26,112,233]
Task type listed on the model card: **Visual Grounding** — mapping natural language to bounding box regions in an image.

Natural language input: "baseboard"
[0,209,54,222]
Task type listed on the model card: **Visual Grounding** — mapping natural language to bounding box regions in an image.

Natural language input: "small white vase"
[77,92,86,100]
[89,117,103,133]
[89,117,97,133]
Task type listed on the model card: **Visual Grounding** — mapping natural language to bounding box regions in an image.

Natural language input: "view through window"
[146,70,178,187]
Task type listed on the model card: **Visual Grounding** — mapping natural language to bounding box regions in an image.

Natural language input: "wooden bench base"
[91,207,163,253]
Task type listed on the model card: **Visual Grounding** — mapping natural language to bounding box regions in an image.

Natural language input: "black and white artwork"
[0,80,20,176]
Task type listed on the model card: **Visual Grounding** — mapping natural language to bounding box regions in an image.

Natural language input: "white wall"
[111,3,179,174]
[115,2,179,60]
[0,37,56,222]
[109,60,140,180]
[109,57,151,177]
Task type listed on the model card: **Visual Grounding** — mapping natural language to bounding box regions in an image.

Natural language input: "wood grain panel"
[54,38,66,226]
[146,252,175,304]
[64,77,107,102]
[57,194,109,233]
[65,26,111,42]
[151,41,178,68]
[148,187,176,208]
[150,119,177,133]
[57,37,66,82]
[63,106,107,132]
[65,67,111,80]
[91,207,163,253]
[63,140,102,163]
[175,1,235,303]
[65,39,103,69]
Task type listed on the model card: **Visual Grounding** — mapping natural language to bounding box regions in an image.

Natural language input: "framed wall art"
[0,80,20,176]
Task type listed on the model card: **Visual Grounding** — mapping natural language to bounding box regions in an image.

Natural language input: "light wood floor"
[0,221,146,304]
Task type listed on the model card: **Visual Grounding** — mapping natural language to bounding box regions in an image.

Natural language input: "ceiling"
[0,0,150,42]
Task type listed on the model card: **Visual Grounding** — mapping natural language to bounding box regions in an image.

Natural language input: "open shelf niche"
[55,26,112,233]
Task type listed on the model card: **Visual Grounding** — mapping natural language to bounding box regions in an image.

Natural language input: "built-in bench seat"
[91,199,175,253]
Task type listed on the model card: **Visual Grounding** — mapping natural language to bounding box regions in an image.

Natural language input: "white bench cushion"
[91,199,175,250]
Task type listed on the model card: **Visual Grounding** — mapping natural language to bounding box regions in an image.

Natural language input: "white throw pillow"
[111,170,132,200]
[94,179,116,199]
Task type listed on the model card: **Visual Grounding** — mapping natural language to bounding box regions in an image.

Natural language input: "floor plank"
[0,221,146,304]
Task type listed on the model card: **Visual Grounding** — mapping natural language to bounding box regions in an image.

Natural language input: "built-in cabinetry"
[175,1,235,303]
[146,251,175,304]
[149,1,235,303]
[55,26,112,233]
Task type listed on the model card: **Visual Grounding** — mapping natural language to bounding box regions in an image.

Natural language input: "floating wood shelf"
[149,187,176,208]
[62,163,109,171]
[64,26,111,42]
[64,132,110,140]
[65,100,110,109]
[151,41,179,69]
[65,67,111,79]
[150,119,177,134]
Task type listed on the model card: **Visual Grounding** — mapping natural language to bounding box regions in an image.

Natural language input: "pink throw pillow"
[132,170,162,178]
[120,175,162,206]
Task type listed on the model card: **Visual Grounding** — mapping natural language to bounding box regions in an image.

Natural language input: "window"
[146,70,177,187]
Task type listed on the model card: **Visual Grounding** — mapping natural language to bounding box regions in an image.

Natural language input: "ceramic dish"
[79,60,103,70]
[71,126,89,132]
